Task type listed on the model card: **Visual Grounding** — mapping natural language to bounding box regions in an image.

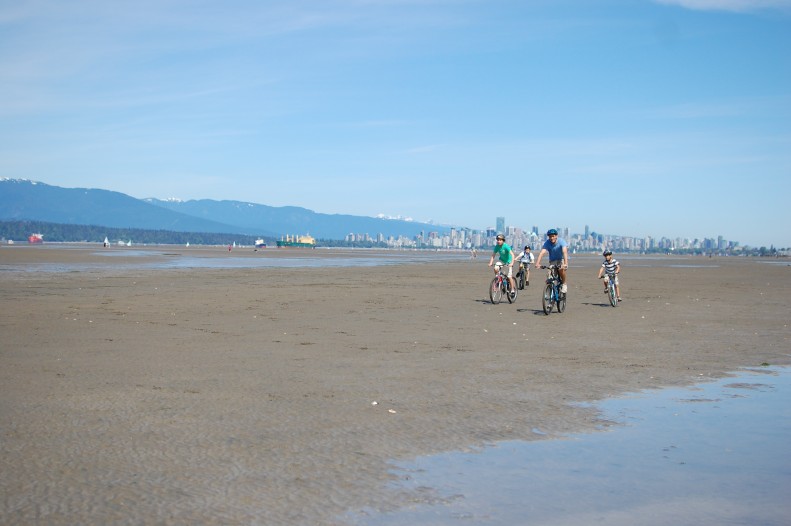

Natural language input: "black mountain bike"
[515,262,530,290]
[539,264,566,315]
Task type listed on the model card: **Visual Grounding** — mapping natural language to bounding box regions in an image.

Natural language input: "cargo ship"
[276,234,315,248]
[255,239,267,248]
[28,233,44,244]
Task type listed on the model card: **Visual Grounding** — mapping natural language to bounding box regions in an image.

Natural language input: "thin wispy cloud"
[654,0,791,12]
[636,94,791,120]
[404,144,443,154]
[344,119,410,128]
[640,102,745,119]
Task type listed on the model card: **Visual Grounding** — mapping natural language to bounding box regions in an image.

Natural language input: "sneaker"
[510,291,516,299]
[526,280,529,286]
[617,297,622,301]
[561,283,567,293]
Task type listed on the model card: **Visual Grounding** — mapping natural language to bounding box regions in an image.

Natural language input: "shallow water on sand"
[0,246,472,272]
[350,367,791,526]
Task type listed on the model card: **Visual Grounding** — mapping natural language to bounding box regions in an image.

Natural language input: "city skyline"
[488,221,745,249]
[344,214,759,252]
[2,1,790,247]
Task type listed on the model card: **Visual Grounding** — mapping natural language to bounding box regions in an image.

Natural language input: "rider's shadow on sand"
[476,298,561,315]
[517,308,550,315]
[580,301,618,308]
[476,299,537,311]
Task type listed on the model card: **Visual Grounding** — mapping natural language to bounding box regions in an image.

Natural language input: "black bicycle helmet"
[603,250,612,256]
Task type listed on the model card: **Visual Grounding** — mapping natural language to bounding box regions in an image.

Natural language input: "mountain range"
[0,179,449,240]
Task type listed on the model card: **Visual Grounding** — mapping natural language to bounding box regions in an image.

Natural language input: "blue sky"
[1,0,790,247]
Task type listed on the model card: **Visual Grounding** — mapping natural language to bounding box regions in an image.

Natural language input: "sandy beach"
[1,245,789,525]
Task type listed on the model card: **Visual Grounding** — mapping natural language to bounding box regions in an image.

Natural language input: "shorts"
[604,274,619,286]
[549,259,564,267]
[494,261,513,278]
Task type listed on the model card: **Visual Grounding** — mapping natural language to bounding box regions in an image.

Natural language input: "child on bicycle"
[514,245,534,286]
[488,234,516,297]
[597,250,621,301]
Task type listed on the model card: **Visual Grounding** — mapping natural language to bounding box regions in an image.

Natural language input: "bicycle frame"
[541,264,565,315]
[604,272,618,307]
[490,265,516,304]
[547,266,560,301]
[515,262,528,289]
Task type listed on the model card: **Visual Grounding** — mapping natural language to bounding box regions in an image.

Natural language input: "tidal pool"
[351,367,791,526]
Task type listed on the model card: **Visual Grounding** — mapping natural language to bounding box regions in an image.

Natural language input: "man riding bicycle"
[514,245,534,286]
[488,234,516,297]
[534,229,569,293]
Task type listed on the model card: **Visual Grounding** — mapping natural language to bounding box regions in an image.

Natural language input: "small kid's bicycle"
[539,264,566,315]
[601,272,618,307]
[490,264,517,304]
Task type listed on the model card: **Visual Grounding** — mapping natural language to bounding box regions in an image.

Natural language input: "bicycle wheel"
[516,270,525,290]
[609,285,618,307]
[542,284,553,315]
[490,277,503,304]
[507,279,517,303]
[557,290,566,313]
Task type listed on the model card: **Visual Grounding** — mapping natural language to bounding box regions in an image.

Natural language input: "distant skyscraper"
[585,225,590,238]
[496,217,505,234]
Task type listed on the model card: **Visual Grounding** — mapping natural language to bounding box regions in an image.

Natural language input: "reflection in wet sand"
[355,368,791,526]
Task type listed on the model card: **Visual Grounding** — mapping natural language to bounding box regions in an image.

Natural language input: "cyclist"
[514,245,534,287]
[488,234,516,298]
[534,229,569,293]
[597,250,621,301]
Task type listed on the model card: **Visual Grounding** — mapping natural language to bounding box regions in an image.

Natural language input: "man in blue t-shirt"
[534,229,570,293]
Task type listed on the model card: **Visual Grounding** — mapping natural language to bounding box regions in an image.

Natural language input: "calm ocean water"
[351,367,791,526]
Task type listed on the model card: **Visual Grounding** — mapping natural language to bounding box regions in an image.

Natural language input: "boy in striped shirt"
[597,250,621,301]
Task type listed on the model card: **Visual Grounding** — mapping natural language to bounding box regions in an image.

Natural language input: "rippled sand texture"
[1,246,789,525]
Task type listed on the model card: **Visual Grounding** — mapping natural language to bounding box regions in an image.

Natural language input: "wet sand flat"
[1,246,789,525]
